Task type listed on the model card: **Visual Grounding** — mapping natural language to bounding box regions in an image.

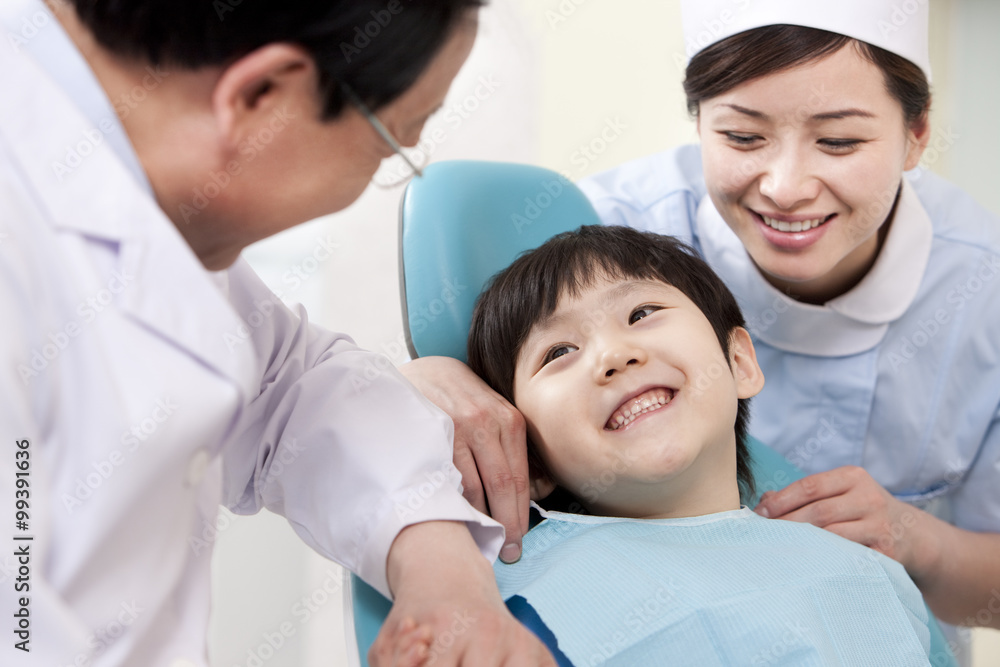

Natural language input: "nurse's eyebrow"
[721,103,768,119]
[810,108,877,121]
[718,104,876,122]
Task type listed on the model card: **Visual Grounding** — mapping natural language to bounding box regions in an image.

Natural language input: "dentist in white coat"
[0,1,555,665]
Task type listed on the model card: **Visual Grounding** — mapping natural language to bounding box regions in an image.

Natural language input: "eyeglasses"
[340,83,425,188]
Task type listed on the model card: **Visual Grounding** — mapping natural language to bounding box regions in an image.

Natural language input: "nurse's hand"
[373,520,556,667]
[400,356,530,563]
[753,466,923,573]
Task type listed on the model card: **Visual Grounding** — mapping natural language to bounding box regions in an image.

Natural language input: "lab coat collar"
[0,33,257,391]
[0,0,152,194]
[696,179,933,356]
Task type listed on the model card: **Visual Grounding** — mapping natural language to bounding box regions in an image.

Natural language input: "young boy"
[454,225,931,666]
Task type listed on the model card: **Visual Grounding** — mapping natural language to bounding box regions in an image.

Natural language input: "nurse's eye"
[541,344,577,366]
[722,132,762,146]
[629,306,661,325]
[818,138,863,153]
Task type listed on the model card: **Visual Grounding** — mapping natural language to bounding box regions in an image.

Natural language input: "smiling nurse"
[576,0,1000,660]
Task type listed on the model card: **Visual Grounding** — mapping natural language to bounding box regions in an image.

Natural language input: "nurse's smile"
[748,209,837,251]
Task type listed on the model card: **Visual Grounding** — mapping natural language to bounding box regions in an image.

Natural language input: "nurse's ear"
[903,104,932,171]
[729,327,764,400]
[210,44,317,151]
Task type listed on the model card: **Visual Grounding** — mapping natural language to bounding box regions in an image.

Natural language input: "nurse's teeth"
[761,215,826,232]
[606,388,674,430]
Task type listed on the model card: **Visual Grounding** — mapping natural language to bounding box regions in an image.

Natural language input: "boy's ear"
[529,475,557,501]
[730,327,764,399]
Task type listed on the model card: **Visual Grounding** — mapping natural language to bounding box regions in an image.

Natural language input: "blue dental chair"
[345,160,957,667]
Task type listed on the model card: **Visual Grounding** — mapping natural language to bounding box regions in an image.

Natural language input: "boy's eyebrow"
[530,280,650,339]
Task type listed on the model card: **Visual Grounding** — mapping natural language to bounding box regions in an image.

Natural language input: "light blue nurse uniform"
[579,145,1000,659]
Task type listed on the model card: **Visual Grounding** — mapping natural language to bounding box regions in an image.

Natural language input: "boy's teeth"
[606,389,674,430]
[761,215,826,232]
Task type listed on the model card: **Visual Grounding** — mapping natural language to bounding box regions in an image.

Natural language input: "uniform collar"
[696,179,933,356]
[0,17,257,390]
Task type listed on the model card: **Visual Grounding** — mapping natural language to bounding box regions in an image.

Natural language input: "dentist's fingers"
[469,405,529,562]
[399,356,531,557]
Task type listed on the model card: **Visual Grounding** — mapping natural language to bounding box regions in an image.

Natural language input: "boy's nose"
[595,344,646,383]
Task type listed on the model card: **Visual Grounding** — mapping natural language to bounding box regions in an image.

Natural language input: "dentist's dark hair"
[67,0,484,120]
[467,225,756,508]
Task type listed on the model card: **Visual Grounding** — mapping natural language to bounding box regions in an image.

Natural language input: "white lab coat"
[0,5,501,665]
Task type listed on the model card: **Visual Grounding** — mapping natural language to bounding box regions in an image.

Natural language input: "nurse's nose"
[758,147,821,210]
[595,338,647,384]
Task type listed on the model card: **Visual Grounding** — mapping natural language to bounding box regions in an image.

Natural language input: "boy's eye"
[629,306,660,325]
[541,344,576,367]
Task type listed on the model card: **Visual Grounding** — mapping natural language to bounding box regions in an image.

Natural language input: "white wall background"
[210,1,1000,665]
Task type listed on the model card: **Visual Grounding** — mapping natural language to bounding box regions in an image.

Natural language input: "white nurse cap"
[681,0,932,82]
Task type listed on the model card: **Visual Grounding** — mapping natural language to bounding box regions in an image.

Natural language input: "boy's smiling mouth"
[605,387,675,431]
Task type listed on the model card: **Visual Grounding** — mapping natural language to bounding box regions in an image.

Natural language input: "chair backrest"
[399,160,602,361]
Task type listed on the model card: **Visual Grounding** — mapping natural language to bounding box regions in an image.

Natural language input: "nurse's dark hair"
[467,225,756,508]
[684,25,930,128]
[66,0,483,120]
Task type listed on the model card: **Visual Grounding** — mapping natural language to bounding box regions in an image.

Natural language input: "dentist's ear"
[730,327,765,399]
[211,43,315,150]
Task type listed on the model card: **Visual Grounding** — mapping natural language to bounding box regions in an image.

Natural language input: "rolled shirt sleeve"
[219,259,504,597]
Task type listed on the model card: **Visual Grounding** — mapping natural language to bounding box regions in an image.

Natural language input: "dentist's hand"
[371,521,556,667]
[400,356,530,563]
